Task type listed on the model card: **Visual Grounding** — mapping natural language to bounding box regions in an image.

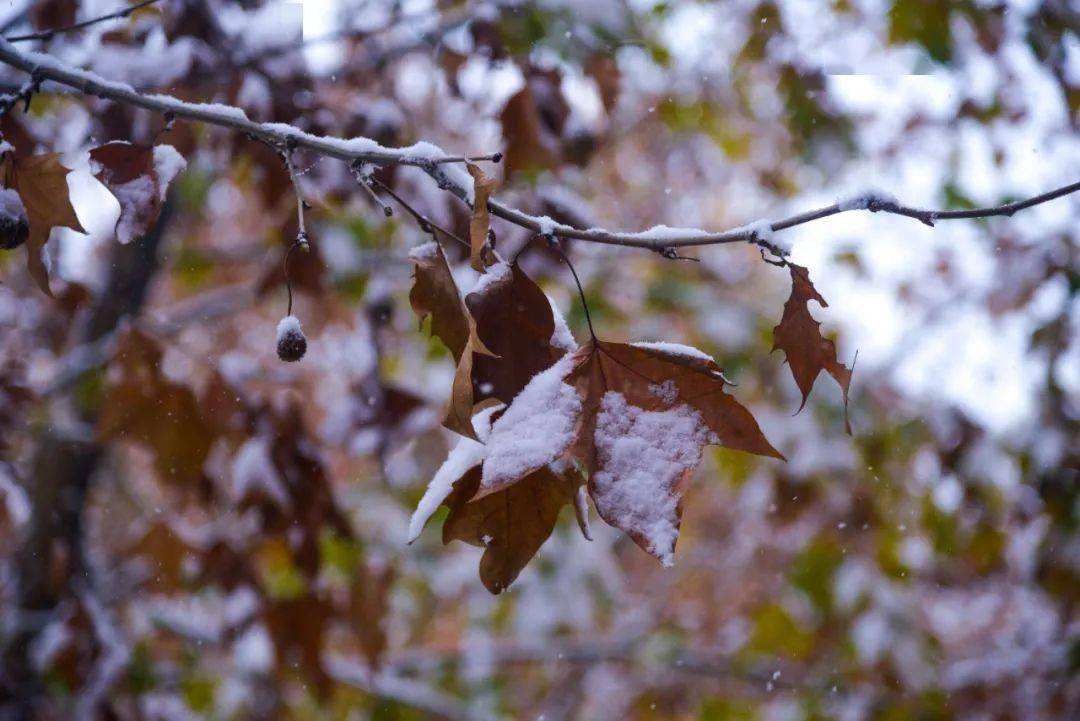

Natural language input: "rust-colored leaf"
[586,53,621,115]
[437,261,564,440]
[443,465,574,594]
[772,263,853,433]
[409,407,583,593]
[443,331,483,440]
[407,240,469,361]
[467,163,496,271]
[263,590,334,697]
[90,142,186,245]
[3,153,85,295]
[98,328,215,486]
[564,340,782,565]
[466,262,566,407]
[31,0,76,31]
[499,79,565,178]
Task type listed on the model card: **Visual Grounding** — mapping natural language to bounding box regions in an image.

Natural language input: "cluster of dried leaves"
[0,140,182,295]
[406,194,854,592]
[84,328,397,693]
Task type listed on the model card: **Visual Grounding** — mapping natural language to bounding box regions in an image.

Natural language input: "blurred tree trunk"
[1,204,172,720]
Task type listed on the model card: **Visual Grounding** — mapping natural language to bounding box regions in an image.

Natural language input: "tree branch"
[5,0,163,43]
[0,39,1076,257]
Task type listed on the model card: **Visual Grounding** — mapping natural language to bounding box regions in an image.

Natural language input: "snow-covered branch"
[0,38,1077,259]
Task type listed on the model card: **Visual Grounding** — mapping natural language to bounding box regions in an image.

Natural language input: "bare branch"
[367,175,470,249]
[6,0,162,43]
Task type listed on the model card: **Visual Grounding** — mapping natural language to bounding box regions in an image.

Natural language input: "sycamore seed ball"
[276,315,307,362]
[0,187,29,251]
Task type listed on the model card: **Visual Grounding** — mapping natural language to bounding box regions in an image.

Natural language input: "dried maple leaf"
[471,340,781,566]
[407,240,493,439]
[98,329,214,486]
[407,240,470,361]
[465,261,567,408]
[444,465,575,593]
[90,141,186,245]
[467,163,497,271]
[3,153,86,295]
[566,340,782,565]
[586,53,621,115]
[772,263,854,433]
[499,77,566,178]
[437,260,566,440]
[408,407,582,593]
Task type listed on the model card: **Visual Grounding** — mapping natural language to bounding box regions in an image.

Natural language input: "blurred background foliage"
[0,0,1077,719]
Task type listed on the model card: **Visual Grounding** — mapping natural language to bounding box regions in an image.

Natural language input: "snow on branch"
[0,38,1077,259]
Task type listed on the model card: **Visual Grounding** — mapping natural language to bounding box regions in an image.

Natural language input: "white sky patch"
[590,392,711,567]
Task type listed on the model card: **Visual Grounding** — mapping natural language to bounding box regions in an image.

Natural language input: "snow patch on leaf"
[152,145,187,200]
[408,406,499,543]
[468,261,511,296]
[648,379,679,405]
[481,355,582,495]
[590,391,713,567]
[0,187,27,222]
[632,341,714,364]
[549,296,577,351]
[408,240,440,261]
[110,175,156,244]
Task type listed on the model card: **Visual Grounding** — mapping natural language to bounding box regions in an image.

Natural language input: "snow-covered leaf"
[90,142,186,245]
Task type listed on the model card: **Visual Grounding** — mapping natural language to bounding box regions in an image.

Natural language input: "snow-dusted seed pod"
[276,315,307,362]
[0,187,29,250]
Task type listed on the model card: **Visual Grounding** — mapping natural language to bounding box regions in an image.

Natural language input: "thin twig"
[349,161,394,217]
[282,143,309,242]
[283,239,307,317]
[0,71,37,115]
[6,0,162,43]
[368,176,469,248]
[0,40,1076,256]
[549,241,597,342]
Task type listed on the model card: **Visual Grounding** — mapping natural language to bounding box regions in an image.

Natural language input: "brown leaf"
[98,329,215,485]
[263,591,333,696]
[499,78,565,178]
[126,520,208,592]
[466,262,566,407]
[408,240,469,361]
[772,263,853,433]
[4,153,85,295]
[90,141,185,244]
[350,563,395,666]
[443,331,484,440]
[443,465,574,593]
[564,340,783,565]
[437,261,563,440]
[31,0,76,31]
[586,54,621,115]
[467,163,497,271]
[408,406,584,593]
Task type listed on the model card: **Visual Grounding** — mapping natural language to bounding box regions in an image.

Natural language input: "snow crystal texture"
[589,392,712,567]
[481,355,582,493]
